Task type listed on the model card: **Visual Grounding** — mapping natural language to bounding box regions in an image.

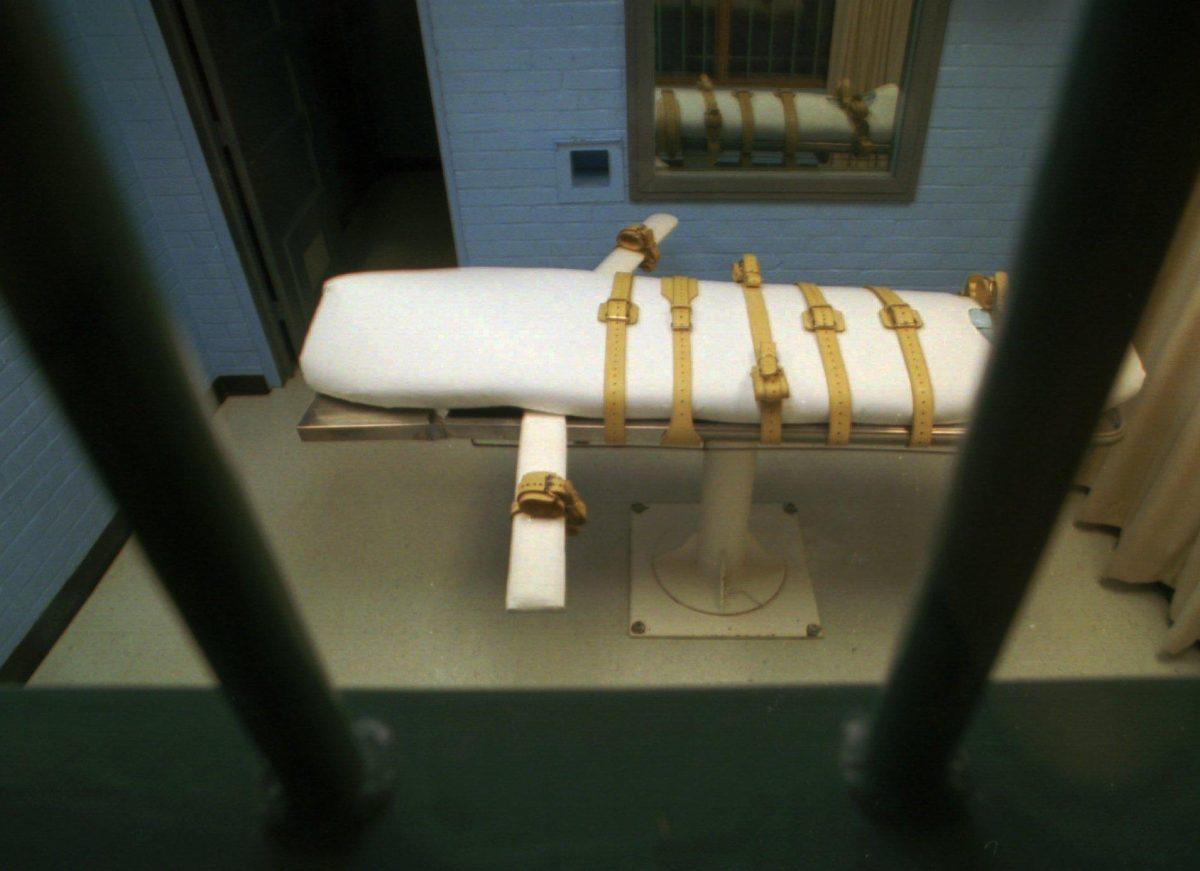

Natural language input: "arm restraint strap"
[775,90,799,166]
[661,275,702,447]
[866,285,934,447]
[616,224,659,271]
[834,78,875,157]
[598,272,639,445]
[511,471,587,535]
[733,255,789,444]
[659,88,682,158]
[735,90,755,167]
[796,282,851,446]
[698,74,722,165]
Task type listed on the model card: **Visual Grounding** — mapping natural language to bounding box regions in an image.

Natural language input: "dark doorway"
[154,0,456,379]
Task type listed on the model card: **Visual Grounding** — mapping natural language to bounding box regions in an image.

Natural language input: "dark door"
[166,0,331,367]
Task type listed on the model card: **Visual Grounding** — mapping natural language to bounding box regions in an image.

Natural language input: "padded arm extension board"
[507,213,676,610]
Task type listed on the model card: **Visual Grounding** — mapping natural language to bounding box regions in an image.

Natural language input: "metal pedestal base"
[629,504,821,638]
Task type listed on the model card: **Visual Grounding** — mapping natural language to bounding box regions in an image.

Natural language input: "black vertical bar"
[0,6,390,837]
[846,0,1200,812]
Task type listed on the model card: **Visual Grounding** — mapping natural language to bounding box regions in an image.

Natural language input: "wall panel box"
[555,140,624,203]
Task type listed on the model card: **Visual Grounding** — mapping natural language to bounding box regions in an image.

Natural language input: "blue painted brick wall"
[99,0,280,384]
[1,1,276,663]
[421,0,1084,289]
[1,2,115,665]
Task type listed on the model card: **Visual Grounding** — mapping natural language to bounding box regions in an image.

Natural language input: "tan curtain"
[827,0,913,93]
[826,0,913,171]
[1077,180,1200,654]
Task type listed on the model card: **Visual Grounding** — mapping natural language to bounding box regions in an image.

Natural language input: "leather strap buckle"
[731,254,762,287]
[879,302,923,330]
[670,305,692,331]
[751,345,790,404]
[664,278,697,331]
[597,297,639,324]
[511,472,587,534]
[803,303,846,332]
[616,224,660,271]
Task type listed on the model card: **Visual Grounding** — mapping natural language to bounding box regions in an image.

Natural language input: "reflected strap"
[698,74,722,165]
[775,90,799,166]
[735,90,755,167]
[658,88,682,158]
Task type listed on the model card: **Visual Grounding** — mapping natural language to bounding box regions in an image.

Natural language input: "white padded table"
[300,267,1144,430]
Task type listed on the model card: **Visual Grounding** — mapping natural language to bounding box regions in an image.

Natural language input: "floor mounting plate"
[629,504,821,639]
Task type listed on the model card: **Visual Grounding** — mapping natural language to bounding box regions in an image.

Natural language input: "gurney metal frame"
[297,388,1126,451]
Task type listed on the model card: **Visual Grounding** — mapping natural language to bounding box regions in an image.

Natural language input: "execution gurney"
[297,214,1143,631]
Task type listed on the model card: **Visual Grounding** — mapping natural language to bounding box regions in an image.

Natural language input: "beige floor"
[31,380,1200,687]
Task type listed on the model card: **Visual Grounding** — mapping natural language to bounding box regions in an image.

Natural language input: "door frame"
[150,0,295,379]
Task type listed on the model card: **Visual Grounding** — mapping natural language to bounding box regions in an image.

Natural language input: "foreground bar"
[0,6,390,837]
[846,0,1200,811]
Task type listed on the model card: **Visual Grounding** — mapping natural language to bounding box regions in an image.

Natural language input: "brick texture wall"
[421,0,1084,289]
[0,0,278,662]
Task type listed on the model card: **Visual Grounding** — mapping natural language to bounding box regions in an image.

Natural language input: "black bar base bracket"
[840,716,966,824]
[264,718,396,847]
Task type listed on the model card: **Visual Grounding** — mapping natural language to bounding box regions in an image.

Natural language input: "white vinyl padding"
[301,267,1145,426]
[506,412,568,610]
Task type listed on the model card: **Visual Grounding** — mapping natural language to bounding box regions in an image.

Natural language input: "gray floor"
[31,380,1200,687]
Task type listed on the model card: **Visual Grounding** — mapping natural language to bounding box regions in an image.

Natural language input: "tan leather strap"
[698,74,722,165]
[834,78,874,156]
[598,272,639,445]
[616,224,659,271]
[659,88,682,158]
[661,275,702,447]
[734,90,754,167]
[866,285,933,447]
[511,471,587,535]
[733,255,789,444]
[796,282,851,446]
[775,90,799,166]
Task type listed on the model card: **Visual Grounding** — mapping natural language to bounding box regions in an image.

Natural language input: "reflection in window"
[650,0,916,172]
[654,0,836,89]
